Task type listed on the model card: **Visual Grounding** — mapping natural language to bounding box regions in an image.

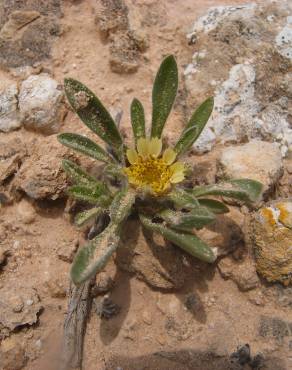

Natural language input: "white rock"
[193,64,259,153]
[19,74,64,134]
[187,4,256,38]
[0,83,22,132]
[218,140,283,194]
[275,16,292,60]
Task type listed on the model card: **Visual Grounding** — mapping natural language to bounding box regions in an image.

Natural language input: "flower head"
[124,137,185,195]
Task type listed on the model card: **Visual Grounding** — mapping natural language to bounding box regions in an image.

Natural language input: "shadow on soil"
[105,348,287,370]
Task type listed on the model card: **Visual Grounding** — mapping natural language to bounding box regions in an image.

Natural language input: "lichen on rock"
[252,199,292,285]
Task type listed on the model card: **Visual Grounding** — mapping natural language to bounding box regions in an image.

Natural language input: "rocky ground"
[0,0,292,370]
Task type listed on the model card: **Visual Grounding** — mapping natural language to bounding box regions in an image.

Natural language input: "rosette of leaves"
[58,55,263,285]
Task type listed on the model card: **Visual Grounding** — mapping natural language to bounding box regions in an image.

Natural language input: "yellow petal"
[148,137,162,158]
[137,138,149,158]
[126,149,139,164]
[170,162,185,174]
[162,148,177,165]
[170,172,185,183]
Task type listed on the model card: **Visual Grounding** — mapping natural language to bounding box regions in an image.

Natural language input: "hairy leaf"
[62,159,97,185]
[198,198,229,214]
[151,55,178,138]
[190,179,263,203]
[67,184,110,205]
[71,224,120,285]
[74,207,102,227]
[166,188,200,209]
[131,98,146,143]
[175,97,214,155]
[64,78,123,150]
[140,214,216,263]
[70,189,136,285]
[159,207,215,231]
[58,133,114,163]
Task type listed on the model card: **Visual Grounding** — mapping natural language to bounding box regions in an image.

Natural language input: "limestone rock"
[0,137,26,184]
[185,2,292,156]
[218,141,283,195]
[251,199,292,285]
[14,135,74,200]
[117,220,189,290]
[0,84,22,132]
[0,286,42,337]
[19,74,65,134]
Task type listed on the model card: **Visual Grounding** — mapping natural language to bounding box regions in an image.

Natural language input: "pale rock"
[218,256,259,291]
[0,286,42,337]
[16,198,36,224]
[275,16,292,60]
[14,135,75,200]
[0,84,22,132]
[19,74,65,134]
[0,137,26,184]
[218,141,283,194]
[187,4,256,37]
[57,239,79,263]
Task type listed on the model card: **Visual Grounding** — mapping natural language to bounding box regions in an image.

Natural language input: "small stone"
[141,311,152,325]
[16,199,36,224]
[57,239,79,263]
[218,141,283,195]
[11,297,24,313]
[46,278,67,298]
[19,74,65,134]
[218,256,259,291]
[0,286,42,336]
[259,316,291,342]
[0,137,25,184]
[0,83,22,132]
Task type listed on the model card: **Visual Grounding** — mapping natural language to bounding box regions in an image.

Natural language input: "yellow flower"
[124,138,185,195]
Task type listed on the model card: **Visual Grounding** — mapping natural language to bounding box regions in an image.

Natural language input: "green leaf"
[175,97,214,155]
[131,98,146,143]
[58,133,114,163]
[198,198,229,214]
[190,178,263,203]
[110,188,136,224]
[62,159,97,186]
[64,78,123,150]
[67,184,110,205]
[140,214,216,263]
[151,55,178,138]
[166,188,200,209]
[70,189,136,285]
[228,179,263,203]
[74,207,102,227]
[71,224,120,285]
[159,207,215,231]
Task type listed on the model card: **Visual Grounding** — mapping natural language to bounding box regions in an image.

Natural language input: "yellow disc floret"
[124,138,185,195]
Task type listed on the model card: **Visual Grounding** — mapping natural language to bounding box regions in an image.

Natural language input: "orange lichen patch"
[260,207,277,226]
[276,202,292,228]
[252,201,292,286]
